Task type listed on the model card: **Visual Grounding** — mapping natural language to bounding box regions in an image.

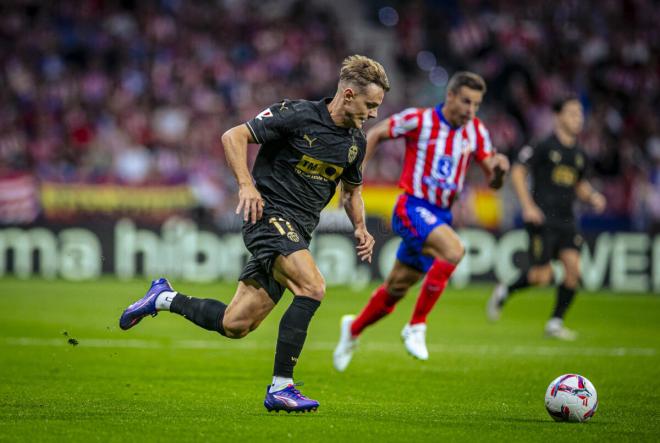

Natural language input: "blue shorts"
[391,193,453,273]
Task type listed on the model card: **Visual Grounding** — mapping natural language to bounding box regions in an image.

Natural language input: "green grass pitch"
[1,278,658,442]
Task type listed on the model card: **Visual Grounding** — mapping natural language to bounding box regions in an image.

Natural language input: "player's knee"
[384,281,409,299]
[222,318,251,339]
[443,243,465,265]
[300,276,326,301]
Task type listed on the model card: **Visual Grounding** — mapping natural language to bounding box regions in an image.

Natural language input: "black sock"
[170,293,227,336]
[273,296,321,379]
[504,273,530,303]
[552,284,576,319]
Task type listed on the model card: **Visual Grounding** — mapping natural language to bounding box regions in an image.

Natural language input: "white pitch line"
[1,337,657,357]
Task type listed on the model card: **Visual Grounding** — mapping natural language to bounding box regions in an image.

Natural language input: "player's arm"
[221,124,264,224]
[364,118,393,167]
[341,181,375,263]
[576,179,606,213]
[510,162,545,224]
[479,154,510,189]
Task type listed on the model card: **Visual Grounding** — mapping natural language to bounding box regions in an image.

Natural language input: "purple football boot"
[264,383,319,413]
[119,278,173,330]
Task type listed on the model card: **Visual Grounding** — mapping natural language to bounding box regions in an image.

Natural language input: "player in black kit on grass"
[487,96,606,340]
[119,55,390,412]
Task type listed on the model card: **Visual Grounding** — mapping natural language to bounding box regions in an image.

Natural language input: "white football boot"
[545,317,578,341]
[487,283,508,322]
[401,323,429,360]
[333,315,358,372]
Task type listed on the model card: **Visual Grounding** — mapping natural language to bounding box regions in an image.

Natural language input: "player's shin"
[350,284,399,337]
[410,260,455,325]
[271,296,320,391]
[169,294,228,336]
[552,284,576,320]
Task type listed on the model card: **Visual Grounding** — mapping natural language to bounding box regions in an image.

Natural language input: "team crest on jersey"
[348,144,358,163]
[255,108,273,120]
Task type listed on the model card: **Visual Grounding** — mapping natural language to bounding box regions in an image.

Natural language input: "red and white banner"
[0,173,39,224]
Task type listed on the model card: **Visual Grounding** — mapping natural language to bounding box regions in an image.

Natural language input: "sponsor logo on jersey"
[551,165,577,186]
[295,155,343,181]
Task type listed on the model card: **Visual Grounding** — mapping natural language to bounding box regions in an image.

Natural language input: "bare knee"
[222,316,252,339]
[384,278,411,298]
[299,275,326,301]
[385,266,422,298]
[529,265,553,286]
[442,243,465,265]
[563,269,580,289]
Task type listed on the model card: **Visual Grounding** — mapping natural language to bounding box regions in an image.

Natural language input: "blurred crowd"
[0,0,346,214]
[367,0,659,231]
[1,0,658,231]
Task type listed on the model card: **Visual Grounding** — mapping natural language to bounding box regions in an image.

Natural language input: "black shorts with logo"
[238,213,310,303]
[525,223,583,266]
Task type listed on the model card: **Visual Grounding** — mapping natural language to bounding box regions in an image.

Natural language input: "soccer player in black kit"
[487,97,606,340]
[119,55,390,412]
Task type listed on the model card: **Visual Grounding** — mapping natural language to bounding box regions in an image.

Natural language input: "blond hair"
[339,55,390,92]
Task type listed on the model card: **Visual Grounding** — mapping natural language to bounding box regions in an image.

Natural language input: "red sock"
[410,260,456,325]
[350,284,400,337]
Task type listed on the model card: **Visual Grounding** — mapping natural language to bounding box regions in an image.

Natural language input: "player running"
[333,71,509,371]
[486,96,606,340]
[119,55,389,412]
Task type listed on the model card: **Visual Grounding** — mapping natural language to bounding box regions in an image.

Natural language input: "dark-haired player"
[119,55,390,412]
[487,97,606,340]
[333,71,509,371]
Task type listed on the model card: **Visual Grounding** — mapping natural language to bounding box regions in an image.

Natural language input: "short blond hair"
[339,55,390,92]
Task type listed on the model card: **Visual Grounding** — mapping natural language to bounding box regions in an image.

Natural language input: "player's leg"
[545,245,581,341]
[412,223,464,324]
[396,224,463,360]
[487,223,553,321]
[263,249,323,412]
[333,259,422,371]
[119,274,276,338]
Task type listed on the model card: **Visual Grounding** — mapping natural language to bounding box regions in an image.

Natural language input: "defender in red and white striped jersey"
[334,72,510,370]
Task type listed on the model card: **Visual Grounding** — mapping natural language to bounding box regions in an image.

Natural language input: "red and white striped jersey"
[388,105,494,208]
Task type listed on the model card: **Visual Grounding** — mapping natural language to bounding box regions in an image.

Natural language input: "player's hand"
[354,226,375,263]
[590,192,606,214]
[488,154,510,189]
[522,204,545,225]
[236,183,264,224]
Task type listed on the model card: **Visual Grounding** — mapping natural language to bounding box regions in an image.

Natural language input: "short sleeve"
[245,100,298,145]
[388,107,421,138]
[474,119,495,162]
[340,141,366,186]
[517,141,542,169]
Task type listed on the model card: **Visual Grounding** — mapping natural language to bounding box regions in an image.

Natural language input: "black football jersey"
[245,98,365,236]
[517,134,587,225]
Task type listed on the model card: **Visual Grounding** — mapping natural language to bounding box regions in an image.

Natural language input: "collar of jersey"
[320,97,350,132]
[435,103,462,130]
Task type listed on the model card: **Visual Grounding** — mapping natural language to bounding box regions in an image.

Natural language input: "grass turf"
[0,278,658,442]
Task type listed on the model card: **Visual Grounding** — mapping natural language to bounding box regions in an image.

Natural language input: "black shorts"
[238,214,310,304]
[525,223,583,266]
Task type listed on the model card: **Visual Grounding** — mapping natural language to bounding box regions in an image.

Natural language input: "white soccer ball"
[544,374,598,422]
